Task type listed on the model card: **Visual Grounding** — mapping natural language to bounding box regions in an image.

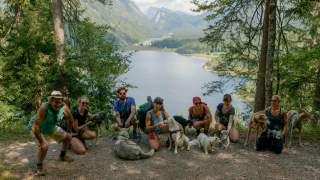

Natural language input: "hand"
[157,121,164,128]
[163,120,168,124]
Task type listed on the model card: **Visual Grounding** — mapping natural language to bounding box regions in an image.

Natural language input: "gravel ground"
[0,133,320,180]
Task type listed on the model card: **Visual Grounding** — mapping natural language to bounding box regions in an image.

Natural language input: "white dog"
[168,118,190,154]
[190,132,220,154]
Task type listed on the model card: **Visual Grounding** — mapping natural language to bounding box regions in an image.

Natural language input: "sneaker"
[34,163,45,176]
[60,155,74,162]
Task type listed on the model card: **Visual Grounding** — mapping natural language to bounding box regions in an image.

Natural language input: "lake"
[121,50,250,118]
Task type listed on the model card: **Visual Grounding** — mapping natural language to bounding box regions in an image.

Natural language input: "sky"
[131,0,197,14]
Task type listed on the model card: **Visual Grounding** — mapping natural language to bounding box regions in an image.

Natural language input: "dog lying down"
[190,132,220,155]
[168,118,190,154]
[113,129,154,160]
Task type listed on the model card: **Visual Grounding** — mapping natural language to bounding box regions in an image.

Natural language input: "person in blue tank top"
[113,87,138,139]
[145,97,169,151]
[28,91,78,176]
[256,95,288,154]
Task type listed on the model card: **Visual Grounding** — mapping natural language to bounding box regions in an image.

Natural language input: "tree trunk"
[254,0,270,112]
[314,64,320,111]
[265,0,277,107]
[52,0,65,66]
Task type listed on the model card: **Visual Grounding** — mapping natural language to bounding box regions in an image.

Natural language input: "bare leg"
[71,138,86,155]
[37,134,48,164]
[298,128,302,146]
[81,129,97,140]
[229,127,239,143]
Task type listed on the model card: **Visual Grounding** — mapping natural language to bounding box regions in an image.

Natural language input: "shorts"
[31,126,67,143]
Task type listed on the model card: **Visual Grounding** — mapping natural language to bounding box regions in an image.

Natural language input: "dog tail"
[140,149,155,159]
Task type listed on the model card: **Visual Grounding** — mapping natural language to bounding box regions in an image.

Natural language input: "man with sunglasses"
[188,96,212,135]
[256,95,288,154]
[113,87,138,139]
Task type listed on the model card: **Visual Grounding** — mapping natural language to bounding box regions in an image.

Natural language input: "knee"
[40,143,49,152]
[76,149,86,155]
[66,133,72,142]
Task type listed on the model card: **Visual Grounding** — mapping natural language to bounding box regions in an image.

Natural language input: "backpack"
[137,97,153,131]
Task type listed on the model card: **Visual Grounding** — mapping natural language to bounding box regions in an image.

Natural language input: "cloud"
[132,0,196,14]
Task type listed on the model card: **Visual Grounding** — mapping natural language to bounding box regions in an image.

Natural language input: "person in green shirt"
[28,91,78,175]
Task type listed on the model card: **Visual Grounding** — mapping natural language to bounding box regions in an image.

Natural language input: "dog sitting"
[244,111,267,147]
[220,130,230,149]
[287,110,311,146]
[168,118,190,154]
[190,131,220,155]
[113,129,154,160]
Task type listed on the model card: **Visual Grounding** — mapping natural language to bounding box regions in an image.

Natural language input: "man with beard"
[113,87,138,139]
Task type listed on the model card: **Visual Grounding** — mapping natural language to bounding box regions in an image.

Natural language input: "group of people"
[28,88,288,175]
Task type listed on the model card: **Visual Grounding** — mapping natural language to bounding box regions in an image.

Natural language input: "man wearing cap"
[188,96,212,135]
[113,87,138,139]
[27,91,78,175]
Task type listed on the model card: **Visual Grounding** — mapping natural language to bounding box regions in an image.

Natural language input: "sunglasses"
[195,102,201,105]
[271,99,278,102]
[81,102,89,105]
[119,92,126,95]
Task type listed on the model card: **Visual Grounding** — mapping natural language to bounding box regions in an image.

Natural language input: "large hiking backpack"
[137,96,153,131]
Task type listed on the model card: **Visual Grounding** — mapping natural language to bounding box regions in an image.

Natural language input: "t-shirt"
[189,103,208,121]
[114,97,136,120]
[216,103,235,127]
[72,108,88,127]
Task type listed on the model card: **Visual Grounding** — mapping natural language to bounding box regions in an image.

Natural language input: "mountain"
[81,0,159,45]
[145,7,207,38]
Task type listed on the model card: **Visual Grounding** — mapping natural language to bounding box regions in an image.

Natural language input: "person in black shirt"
[215,94,239,142]
[70,96,96,155]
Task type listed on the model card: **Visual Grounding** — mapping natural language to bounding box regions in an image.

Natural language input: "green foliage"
[150,38,212,54]
[0,0,55,109]
[194,0,320,112]
[0,0,130,136]
[65,18,130,114]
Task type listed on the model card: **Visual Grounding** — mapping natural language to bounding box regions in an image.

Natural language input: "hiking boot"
[35,163,45,176]
[60,155,74,162]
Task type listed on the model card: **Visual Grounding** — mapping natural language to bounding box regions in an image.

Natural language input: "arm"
[125,105,136,126]
[162,111,169,124]
[227,115,234,134]
[204,106,212,122]
[227,108,236,133]
[114,111,122,126]
[282,112,288,138]
[32,105,47,144]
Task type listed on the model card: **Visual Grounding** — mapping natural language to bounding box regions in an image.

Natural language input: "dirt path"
[1,134,320,180]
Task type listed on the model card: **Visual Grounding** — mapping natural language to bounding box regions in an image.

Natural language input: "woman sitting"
[145,97,169,151]
[71,96,96,155]
[214,94,240,142]
[256,95,288,154]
